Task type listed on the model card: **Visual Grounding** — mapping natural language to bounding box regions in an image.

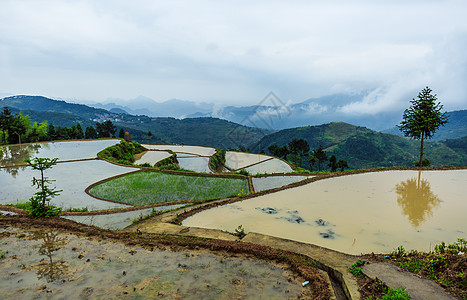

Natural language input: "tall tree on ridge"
[398,87,448,167]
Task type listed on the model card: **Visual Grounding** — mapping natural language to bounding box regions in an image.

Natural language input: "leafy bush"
[238,169,249,176]
[378,287,411,300]
[97,140,146,164]
[155,154,179,170]
[233,225,246,239]
[412,158,431,167]
[349,260,366,277]
[210,148,226,172]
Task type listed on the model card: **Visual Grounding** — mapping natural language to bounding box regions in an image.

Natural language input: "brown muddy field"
[0,215,331,299]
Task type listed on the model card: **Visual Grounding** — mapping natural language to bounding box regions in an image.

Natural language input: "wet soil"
[0,215,332,299]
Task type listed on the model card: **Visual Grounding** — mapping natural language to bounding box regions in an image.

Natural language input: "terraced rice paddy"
[1,160,137,211]
[133,150,172,166]
[224,151,272,171]
[0,228,303,299]
[142,144,215,157]
[0,139,119,167]
[252,175,310,192]
[184,170,467,255]
[89,171,249,205]
[245,158,294,174]
[63,204,185,229]
[176,153,212,173]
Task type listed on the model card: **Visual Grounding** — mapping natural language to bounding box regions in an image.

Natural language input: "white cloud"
[0,0,466,110]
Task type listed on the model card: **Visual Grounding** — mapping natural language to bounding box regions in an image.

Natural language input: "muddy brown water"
[0,228,304,299]
[184,170,467,255]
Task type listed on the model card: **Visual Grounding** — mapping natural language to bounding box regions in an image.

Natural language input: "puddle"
[142,144,216,157]
[1,160,137,210]
[0,210,18,216]
[0,139,119,167]
[184,170,467,254]
[0,228,302,299]
[63,204,185,230]
[252,175,310,192]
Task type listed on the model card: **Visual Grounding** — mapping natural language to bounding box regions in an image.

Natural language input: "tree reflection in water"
[33,231,68,282]
[395,171,441,227]
[0,143,44,168]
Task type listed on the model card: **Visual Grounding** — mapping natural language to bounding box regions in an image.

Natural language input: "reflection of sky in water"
[244,158,293,174]
[0,160,137,210]
[252,175,309,192]
[185,170,467,254]
[0,139,119,167]
[63,204,185,229]
[177,156,212,173]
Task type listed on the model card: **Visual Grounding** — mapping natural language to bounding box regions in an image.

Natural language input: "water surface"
[184,170,467,254]
[1,160,137,210]
[0,139,119,167]
[0,228,302,299]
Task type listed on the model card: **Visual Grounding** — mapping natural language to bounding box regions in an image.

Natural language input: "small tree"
[25,157,62,217]
[118,128,125,139]
[338,159,349,172]
[312,145,328,171]
[308,155,316,172]
[85,126,98,139]
[288,138,310,167]
[328,155,338,172]
[398,87,448,167]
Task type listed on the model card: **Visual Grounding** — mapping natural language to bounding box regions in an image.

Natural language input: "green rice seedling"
[89,172,249,205]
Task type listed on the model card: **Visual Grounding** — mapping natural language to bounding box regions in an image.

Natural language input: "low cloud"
[0,0,466,113]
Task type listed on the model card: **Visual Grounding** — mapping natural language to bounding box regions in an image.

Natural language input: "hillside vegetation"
[0,95,271,149]
[250,122,467,169]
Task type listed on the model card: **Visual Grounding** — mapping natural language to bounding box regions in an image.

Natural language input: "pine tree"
[398,87,448,167]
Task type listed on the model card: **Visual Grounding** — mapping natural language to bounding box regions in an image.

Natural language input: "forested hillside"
[0,95,271,148]
[250,122,467,169]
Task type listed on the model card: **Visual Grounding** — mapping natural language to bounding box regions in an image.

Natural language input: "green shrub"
[97,140,146,164]
[378,287,411,300]
[238,169,249,176]
[349,260,366,277]
[412,158,431,167]
[233,225,246,239]
[210,148,226,172]
[155,154,179,169]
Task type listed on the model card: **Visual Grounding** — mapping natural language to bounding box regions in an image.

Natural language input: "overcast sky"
[1,0,466,113]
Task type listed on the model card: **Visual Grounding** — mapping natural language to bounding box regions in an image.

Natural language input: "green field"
[89,171,249,205]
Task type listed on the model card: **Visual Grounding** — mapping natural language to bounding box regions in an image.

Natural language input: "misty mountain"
[91,96,214,118]
[207,93,403,131]
[382,110,467,141]
[88,93,404,131]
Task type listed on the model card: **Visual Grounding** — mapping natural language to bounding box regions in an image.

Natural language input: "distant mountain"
[250,122,467,169]
[0,95,271,149]
[382,110,467,141]
[183,93,405,131]
[90,93,405,131]
[1,95,111,120]
[91,96,214,118]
